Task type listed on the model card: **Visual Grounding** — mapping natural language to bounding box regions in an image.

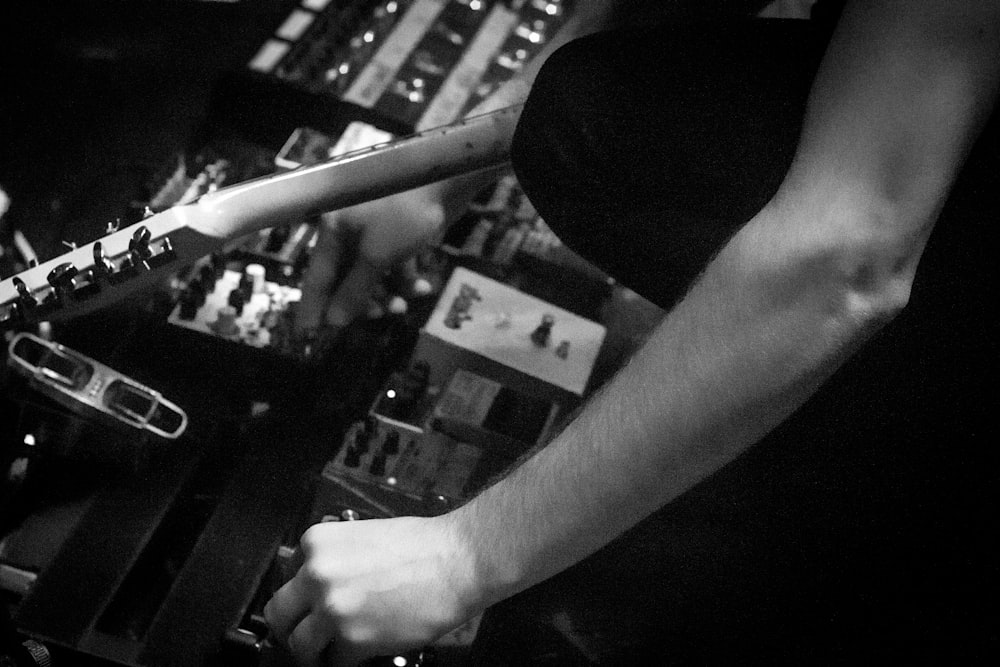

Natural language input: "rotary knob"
[22,639,52,667]
[198,263,217,292]
[1,639,53,667]
[227,288,245,316]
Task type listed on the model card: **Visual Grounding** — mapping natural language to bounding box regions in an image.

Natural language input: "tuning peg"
[5,276,65,324]
[105,220,120,235]
[145,236,176,269]
[129,226,153,263]
[143,207,155,219]
[94,240,134,286]
[48,262,79,286]
[12,277,38,310]
[112,229,150,283]
[47,263,80,300]
[62,240,78,251]
[93,241,115,278]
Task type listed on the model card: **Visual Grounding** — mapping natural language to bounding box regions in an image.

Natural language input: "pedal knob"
[227,288,245,316]
[210,305,240,336]
[381,431,401,456]
[369,452,387,476]
[178,288,202,320]
[21,639,53,667]
[198,263,217,292]
[245,263,266,294]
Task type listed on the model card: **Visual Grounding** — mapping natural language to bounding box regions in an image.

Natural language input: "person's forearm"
[449,193,894,601]
[446,0,1000,606]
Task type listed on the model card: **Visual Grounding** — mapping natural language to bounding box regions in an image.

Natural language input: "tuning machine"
[92,241,115,278]
[146,236,176,269]
[129,226,153,263]
[120,226,176,276]
[41,261,105,306]
[0,222,180,328]
[10,275,62,321]
[91,226,177,289]
[0,277,40,325]
[47,248,115,304]
[46,262,80,301]
[12,277,38,311]
[109,226,152,281]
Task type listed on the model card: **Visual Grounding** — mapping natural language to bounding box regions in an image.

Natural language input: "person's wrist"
[428,512,484,620]
[438,506,520,612]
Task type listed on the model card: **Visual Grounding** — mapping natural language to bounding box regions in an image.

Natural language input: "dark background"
[0,0,296,261]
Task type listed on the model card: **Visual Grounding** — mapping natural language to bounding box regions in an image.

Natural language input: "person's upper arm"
[768,0,1000,315]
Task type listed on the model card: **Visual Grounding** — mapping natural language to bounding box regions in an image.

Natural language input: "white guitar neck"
[188,103,522,239]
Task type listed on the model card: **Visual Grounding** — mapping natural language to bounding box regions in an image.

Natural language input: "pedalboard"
[247,0,576,131]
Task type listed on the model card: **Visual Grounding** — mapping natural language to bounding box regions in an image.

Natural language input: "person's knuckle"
[339,622,377,647]
[300,559,328,584]
[300,524,326,552]
[324,587,362,617]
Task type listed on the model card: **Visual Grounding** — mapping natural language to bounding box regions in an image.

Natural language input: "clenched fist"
[264,515,484,666]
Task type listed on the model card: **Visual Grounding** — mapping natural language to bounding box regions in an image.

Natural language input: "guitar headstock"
[0,206,219,329]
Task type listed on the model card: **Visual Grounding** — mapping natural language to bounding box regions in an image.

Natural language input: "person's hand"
[295,185,448,333]
[264,515,484,667]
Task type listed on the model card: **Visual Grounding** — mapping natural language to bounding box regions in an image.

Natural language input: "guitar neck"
[189,103,522,239]
[0,105,522,328]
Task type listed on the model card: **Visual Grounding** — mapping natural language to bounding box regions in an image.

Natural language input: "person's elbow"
[834,229,916,328]
[741,195,928,331]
